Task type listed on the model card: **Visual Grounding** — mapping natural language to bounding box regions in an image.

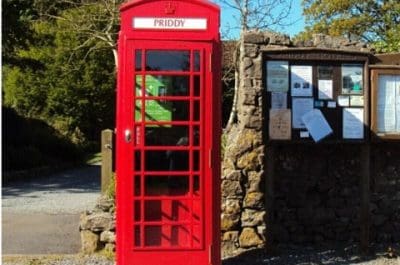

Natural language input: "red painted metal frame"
[116,1,220,265]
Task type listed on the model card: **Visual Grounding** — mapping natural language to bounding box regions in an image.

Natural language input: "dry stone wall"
[221,30,400,257]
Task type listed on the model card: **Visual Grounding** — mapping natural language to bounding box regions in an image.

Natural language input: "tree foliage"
[301,0,400,52]
[3,0,118,147]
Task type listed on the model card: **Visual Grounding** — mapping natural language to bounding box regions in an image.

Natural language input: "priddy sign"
[133,17,208,30]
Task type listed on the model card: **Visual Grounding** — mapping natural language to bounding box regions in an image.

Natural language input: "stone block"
[243,192,264,209]
[81,230,101,254]
[222,199,241,215]
[237,151,259,171]
[243,31,266,44]
[239,227,264,248]
[100,231,116,243]
[241,209,266,227]
[244,44,259,58]
[221,213,240,231]
[95,196,114,212]
[221,180,243,198]
[80,212,114,232]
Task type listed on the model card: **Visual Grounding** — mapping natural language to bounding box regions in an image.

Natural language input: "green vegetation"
[3,1,119,171]
[3,107,83,171]
[299,0,400,52]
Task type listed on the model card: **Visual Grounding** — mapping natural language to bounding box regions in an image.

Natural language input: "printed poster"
[135,75,172,122]
[301,109,333,142]
[267,61,289,92]
[271,92,287,109]
[342,64,363,94]
[291,65,313,97]
[269,109,291,140]
[292,97,314,129]
[318,80,333,99]
[343,108,364,139]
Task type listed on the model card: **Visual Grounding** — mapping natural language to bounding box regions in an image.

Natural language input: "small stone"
[95,196,114,212]
[80,212,114,232]
[241,209,266,226]
[243,32,266,44]
[239,227,264,248]
[237,151,259,171]
[221,213,240,231]
[100,231,116,243]
[221,180,243,198]
[104,243,115,252]
[222,199,241,215]
[81,230,101,254]
[243,192,264,209]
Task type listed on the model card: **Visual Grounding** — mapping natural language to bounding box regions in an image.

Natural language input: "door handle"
[124,129,131,143]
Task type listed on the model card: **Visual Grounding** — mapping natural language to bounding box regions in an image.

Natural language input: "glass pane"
[194,75,200,96]
[134,200,141,221]
[145,150,189,171]
[135,50,142,71]
[146,51,190,71]
[144,226,162,246]
[342,64,363,94]
[135,75,190,97]
[194,51,200,72]
[145,126,189,146]
[134,175,141,196]
[134,151,141,171]
[145,176,189,196]
[134,225,141,246]
[171,225,190,247]
[193,101,200,121]
[135,100,190,122]
[144,200,191,221]
[193,175,200,196]
[193,150,199,171]
[193,126,200,146]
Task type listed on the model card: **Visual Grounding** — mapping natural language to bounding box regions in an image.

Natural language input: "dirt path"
[2,165,101,254]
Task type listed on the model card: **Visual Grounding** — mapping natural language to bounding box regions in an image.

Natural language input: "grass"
[85,152,102,165]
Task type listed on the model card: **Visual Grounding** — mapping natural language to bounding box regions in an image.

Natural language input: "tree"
[215,0,294,131]
[35,0,123,70]
[301,0,400,52]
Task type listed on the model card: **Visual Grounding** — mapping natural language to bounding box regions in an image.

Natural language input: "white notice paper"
[318,80,333,99]
[338,95,350,107]
[377,75,396,132]
[301,109,333,142]
[292,97,314,129]
[267,61,289,92]
[343,108,364,139]
[271,92,287,109]
[291,65,313,96]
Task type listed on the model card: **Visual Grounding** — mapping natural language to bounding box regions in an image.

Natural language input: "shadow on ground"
[222,244,399,265]
[2,165,100,197]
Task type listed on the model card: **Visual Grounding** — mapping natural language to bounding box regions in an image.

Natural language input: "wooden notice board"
[370,67,400,140]
[264,49,370,143]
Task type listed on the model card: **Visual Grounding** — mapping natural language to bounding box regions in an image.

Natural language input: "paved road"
[2,165,101,254]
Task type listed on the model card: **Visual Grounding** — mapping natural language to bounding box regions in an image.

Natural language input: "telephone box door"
[116,40,220,265]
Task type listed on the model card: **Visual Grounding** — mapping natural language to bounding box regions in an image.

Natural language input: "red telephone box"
[116,1,221,265]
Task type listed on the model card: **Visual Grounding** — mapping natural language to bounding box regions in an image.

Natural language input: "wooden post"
[265,145,275,253]
[101,129,113,194]
[360,143,370,254]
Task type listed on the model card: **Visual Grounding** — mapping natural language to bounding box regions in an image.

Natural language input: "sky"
[218,0,306,40]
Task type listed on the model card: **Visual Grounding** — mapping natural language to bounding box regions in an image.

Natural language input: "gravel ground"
[2,166,101,214]
[2,166,101,254]
[3,245,399,265]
